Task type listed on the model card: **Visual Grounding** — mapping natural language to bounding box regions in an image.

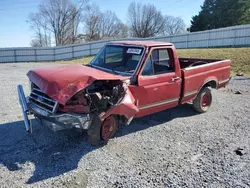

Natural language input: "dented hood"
[27,64,125,105]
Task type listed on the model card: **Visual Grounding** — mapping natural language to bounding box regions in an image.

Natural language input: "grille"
[29,87,58,113]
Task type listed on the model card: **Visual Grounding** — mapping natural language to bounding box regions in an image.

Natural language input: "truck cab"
[128,42,182,117]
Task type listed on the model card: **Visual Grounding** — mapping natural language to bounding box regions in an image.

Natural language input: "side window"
[153,49,172,74]
[142,48,173,76]
[142,55,154,76]
[105,46,123,63]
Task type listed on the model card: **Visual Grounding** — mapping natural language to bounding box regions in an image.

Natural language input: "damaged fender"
[100,88,139,121]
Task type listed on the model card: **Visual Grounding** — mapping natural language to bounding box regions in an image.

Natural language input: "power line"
[166,0,183,7]
[160,0,184,10]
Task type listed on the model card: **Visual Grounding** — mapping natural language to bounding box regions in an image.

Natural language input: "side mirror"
[130,75,138,85]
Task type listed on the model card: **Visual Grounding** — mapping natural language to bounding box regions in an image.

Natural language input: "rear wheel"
[192,87,212,113]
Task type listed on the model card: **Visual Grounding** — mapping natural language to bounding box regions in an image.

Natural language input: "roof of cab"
[107,40,173,47]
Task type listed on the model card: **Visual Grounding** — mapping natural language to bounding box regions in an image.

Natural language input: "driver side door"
[134,47,182,117]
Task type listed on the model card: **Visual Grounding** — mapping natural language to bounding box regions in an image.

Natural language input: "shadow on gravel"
[0,104,197,184]
[234,77,250,81]
[117,103,199,137]
[0,120,96,184]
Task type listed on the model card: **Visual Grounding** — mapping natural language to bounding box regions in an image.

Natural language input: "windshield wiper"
[89,64,119,75]
[110,69,119,75]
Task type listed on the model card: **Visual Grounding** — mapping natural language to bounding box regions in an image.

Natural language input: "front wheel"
[192,87,212,113]
[101,115,118,141]
[88,115,118,146]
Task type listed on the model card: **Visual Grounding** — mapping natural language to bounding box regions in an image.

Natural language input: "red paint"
[59,105,89,113]
[101,89,139,120]
[180,59,231,104]
[27,64,125,105]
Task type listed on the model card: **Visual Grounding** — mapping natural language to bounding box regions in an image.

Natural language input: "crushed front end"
[17,84,92,133]
[17,79,131,133]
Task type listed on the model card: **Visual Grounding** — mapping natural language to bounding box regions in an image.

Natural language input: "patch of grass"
[177,48,250,75]
[54,56,94,65]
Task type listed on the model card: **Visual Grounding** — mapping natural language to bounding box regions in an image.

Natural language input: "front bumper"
[17,85,92,133]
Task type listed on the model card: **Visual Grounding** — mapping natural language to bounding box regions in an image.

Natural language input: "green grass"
[53,47,250,76]
[177,48,250,76]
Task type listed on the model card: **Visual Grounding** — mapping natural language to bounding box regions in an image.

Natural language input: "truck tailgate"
[180,60,231,104]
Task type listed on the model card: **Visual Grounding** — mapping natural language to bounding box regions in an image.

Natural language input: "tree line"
[29,0,250,47]
[28,0,186,47]
[190,0,250,32]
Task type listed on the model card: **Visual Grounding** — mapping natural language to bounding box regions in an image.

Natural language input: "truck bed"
[179,58,222,69]
[179,58,231,104]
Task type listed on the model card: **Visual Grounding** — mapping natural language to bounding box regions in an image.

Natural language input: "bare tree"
[28,0,87,46]
[127,2,166,38]
[30,37,51,47]
[28,13,51,47]
[30,39,42,47]
[117,23,129,38]
[63,6,83,44]
[164,16,186,35]
[99,11,123,39]
[82,4,128,41]
[82,3,101,41]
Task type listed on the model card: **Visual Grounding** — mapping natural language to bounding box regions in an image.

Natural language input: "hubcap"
[201,93,210,107]
[101,116,116,141]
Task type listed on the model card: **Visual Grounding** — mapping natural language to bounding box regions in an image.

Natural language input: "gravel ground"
[0,63,250,188]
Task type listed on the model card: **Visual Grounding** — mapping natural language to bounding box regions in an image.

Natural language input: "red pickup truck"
[18,41,231,145]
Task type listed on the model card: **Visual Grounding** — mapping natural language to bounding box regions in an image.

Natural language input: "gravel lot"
[0,63,250,188]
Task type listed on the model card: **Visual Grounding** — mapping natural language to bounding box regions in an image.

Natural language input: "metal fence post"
[89,43,92,56]
[233,28,236,47]
[14,49,17,63]
[53,48,55,61]
[207,31,210,48]
[34,49,37,62]
[72,46,74,59]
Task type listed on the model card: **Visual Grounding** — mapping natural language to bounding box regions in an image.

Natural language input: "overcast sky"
[0,0,204,47]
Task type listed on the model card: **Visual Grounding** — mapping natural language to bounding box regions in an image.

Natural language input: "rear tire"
[192,87,212,113]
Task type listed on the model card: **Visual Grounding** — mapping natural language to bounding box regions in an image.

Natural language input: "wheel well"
[203,80,217,89]
[115,114,127,124]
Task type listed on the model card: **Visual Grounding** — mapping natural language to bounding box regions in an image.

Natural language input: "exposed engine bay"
[58,80,126,114]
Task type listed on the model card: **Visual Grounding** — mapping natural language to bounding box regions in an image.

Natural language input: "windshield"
[89,45,144,75]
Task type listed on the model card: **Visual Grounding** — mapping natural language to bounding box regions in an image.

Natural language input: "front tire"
[101,115,118,141]
[192,87,212,113]
[87,113,102,146]
[87,114,118,146]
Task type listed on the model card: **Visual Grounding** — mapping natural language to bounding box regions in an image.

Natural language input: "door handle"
[171,76,180,82]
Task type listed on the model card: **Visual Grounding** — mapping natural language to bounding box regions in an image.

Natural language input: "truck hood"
[27,64,126,105]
